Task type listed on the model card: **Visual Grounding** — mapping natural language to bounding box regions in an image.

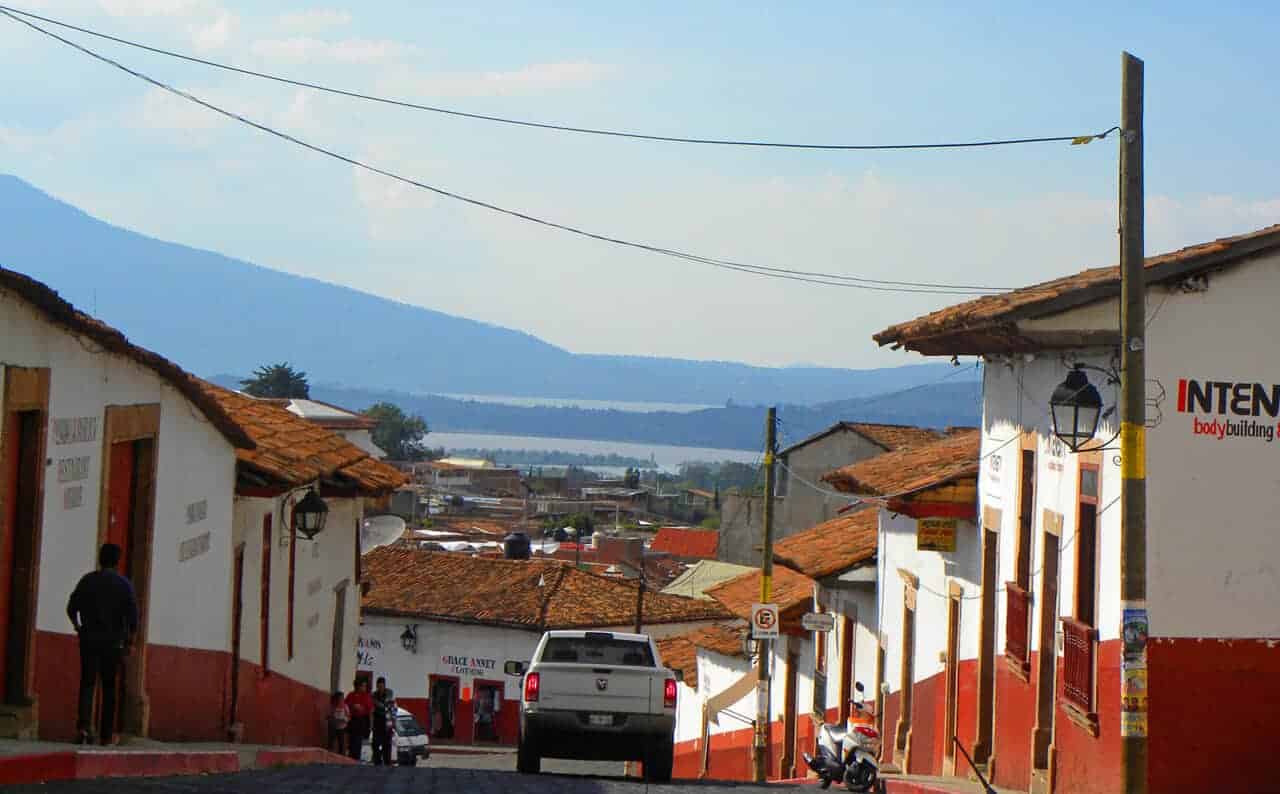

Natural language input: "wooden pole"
[1119,50,1148,794]
[753,407,778,782]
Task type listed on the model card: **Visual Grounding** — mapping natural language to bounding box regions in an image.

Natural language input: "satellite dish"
[361,515,406,553]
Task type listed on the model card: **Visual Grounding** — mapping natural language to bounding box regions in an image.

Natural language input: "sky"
[2,1,1278,369]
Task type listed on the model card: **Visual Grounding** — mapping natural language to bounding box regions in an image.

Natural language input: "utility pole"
[753,406,778,783]
[1119,51,1148,794]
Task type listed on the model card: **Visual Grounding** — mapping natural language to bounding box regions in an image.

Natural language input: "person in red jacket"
[345,678,374,761]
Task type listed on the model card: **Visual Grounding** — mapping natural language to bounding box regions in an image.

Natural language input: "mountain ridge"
[0,174,973,405]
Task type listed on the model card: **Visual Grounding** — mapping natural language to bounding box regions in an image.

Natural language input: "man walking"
[371,676,396,765]
[66,543,139,746]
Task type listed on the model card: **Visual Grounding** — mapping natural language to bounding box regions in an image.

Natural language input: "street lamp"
[292,488,329,540]
[1050,366,1104,452]
[400,624,418,654]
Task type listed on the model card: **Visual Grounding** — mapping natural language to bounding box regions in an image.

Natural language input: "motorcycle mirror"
[855,682,865,693]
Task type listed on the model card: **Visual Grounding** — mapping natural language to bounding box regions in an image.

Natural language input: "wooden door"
[229,545,245,726]
[0,412,21,700]
[330,582,347,693]
[781,651,799,778]
[105,441,137,573]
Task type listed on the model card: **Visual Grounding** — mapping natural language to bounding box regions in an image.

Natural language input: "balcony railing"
[1061,617,1097,715]
[1004,583,1031,675]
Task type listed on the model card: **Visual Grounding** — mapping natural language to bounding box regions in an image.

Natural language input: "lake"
[434,393,717,414]
[426,431,758,472]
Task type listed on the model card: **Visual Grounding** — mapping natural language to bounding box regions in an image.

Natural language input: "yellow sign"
[917,518,957,552]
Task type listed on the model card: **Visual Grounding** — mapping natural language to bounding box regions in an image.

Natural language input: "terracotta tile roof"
[0,267,254,450]
[361,546,730,629]
[780,421,943,456]
[650,528,719,559]
[197,383,407,494]
[773,510,878,579]
[874,224,1280,355]
[823,429,980,497]
[656,624,748,689]
[706,565,815,621]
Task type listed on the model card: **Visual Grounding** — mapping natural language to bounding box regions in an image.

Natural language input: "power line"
[0,4,1121,154]
[1,10,1018,296]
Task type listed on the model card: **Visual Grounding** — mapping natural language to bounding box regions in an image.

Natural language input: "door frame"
[96,404,160,737]
[1031,511,1064,794]
[0,366,50,713]
[781,646,799,779]
[428,674,461,740]
[895,568,919,769]
[471,678,505,743]
[330,579,349,694]
[973,507,1001,769]
[229,543,246,731]
[942,581,962,776]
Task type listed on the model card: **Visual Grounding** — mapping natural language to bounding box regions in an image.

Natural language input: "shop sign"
[441,654,498,678]
[357,636,382,669]
[917,518,957,552]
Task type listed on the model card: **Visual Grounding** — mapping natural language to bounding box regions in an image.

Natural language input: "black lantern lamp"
[292,488,329,540]
[1050,366,1104,452]
[400,624,418,654]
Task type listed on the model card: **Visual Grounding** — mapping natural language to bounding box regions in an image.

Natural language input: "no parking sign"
[750,603,779,639]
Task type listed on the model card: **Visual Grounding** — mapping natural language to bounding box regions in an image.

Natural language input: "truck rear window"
[542,637,655,666]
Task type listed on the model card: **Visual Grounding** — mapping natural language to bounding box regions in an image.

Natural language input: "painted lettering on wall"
[57,456,90,483]
[357,636,381,669]
[1178,378,1279,443]
[52,416,98,445]
[178,531,211,562]
[441,654,497,677]
[185,499,208,525]
[63,485,84,510]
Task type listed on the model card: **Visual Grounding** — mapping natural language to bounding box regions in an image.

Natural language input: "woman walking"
[345,679,373,762]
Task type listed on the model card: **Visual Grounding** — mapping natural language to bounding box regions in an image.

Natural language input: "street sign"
[801,612,836,632]
[750,603,780,639]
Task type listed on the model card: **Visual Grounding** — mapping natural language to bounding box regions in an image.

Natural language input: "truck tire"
[516,739,541,774]
[644,739,674,783]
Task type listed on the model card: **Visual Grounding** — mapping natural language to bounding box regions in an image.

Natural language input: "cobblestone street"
[4,759,805,794]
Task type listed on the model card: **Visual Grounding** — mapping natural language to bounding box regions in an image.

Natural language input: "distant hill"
[209,374,982,451]
[0,175,973,406]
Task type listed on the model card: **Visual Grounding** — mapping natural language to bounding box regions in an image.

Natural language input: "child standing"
[328,691,350,755]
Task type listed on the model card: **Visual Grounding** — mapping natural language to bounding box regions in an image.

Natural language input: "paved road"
[6,755,805,794]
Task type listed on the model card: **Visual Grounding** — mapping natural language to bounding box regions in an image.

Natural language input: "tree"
[240,362,310,398]
[363,402,430,461]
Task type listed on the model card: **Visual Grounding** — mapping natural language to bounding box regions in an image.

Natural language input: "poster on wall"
[1120,601,1149,737]
[917,518,957,552]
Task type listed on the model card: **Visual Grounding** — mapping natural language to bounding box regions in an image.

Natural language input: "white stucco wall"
[981,252,1280,641]
[232,493,361,693]
[979,355,1123,664]
[878,510,983,698]
[1,290,238,653]
[819,583,879,712]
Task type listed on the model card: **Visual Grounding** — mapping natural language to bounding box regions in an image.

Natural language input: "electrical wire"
[2,9,1025,296]
[0,4,1120,154]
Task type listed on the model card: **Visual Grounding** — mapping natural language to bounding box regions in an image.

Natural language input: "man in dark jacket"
[371,676,396,765]
[66,543,139,745]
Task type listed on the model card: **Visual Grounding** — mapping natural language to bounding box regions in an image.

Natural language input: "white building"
[264,397,387,459]
[357,546,730,746]
[870,223,1280,794]
[0,266,404,745]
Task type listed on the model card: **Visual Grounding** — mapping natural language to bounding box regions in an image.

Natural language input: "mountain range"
[0,175,975,408]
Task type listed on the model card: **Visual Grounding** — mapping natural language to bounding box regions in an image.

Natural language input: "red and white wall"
[876,510,982,779]
[2,292,239,743]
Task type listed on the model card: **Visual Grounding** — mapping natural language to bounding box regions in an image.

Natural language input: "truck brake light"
[663,678,677,708]
[525,672,540,702]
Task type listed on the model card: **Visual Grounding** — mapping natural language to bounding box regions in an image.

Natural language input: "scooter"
[803,682,881,792]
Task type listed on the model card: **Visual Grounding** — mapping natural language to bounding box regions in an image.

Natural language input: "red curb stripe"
[0,752,78,785]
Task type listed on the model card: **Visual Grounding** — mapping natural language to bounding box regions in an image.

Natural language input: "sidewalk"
[773,771,1018,793]
[0,736,353,786]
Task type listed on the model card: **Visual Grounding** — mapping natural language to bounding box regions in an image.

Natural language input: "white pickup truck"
[505,630,680,782]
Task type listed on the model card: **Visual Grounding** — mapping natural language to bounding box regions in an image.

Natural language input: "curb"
[254,748,356,768]
[0,750,240,785]
[0,746,353,785]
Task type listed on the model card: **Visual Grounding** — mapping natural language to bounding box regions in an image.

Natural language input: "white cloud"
[251,36,419,63]
[97,0,206,16]
[277,9,352,31]
[381,61,615,98]
[191,8,236,50]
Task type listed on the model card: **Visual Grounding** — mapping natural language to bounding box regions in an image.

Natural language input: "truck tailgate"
[536,663,656,714]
